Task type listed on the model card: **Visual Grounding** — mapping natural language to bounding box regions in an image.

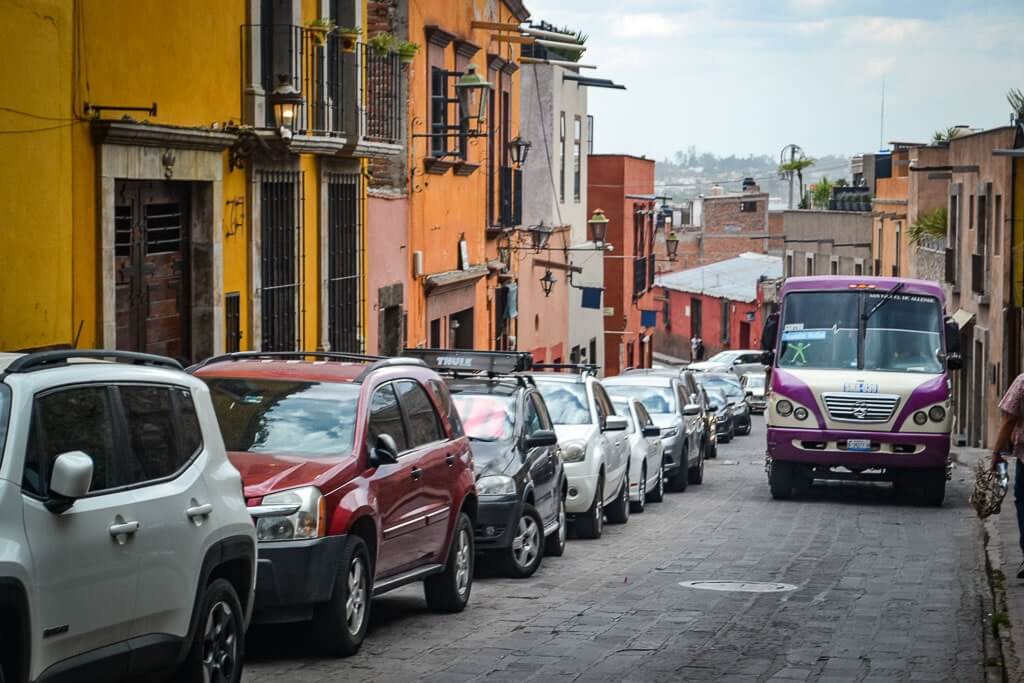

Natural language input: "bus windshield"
[778,290,943,374]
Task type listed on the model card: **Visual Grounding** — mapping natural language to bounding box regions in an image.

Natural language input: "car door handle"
[411,467,423,480]
[186,503,213,519]
[446,454,456,466]
[108,521,140,537]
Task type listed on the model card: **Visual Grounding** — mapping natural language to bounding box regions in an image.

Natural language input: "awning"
[951,308,975,329]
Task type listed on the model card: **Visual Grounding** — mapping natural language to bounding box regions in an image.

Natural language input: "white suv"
[532,371,630,539]
[0,350,256,683]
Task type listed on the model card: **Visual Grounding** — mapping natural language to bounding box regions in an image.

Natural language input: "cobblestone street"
[244,417,988,682]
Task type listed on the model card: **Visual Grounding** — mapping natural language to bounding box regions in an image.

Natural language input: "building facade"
[779,209,873,278]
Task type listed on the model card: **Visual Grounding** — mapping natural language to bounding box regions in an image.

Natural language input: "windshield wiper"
[862,282,905,322]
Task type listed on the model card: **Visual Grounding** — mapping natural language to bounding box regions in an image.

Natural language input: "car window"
[593,383,614,419]
[120,385,195,482]
[451,393,515,441]
[0,384,10,469]
[536,381,591,425]
[428,378,463,438]
[208,378,360,457]
[607,384,676,414]
[396,380,443,448]
[176,389,203,458]
[25,386,123,496]
[611,400,636,433]
[635,402,654,428]
[523,393,542,436]
[368,384,409,453]
[530,393,554,430]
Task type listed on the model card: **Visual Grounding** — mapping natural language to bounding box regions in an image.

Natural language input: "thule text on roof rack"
[403,348,534,375]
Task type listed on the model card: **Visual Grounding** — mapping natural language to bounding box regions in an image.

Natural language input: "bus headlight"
[776,399,793,417]
[928,406,946,422]
[793,407,808,421]
[913,411,928,425]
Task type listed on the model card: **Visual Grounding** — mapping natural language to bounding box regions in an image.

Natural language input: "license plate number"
[846,439,871,451]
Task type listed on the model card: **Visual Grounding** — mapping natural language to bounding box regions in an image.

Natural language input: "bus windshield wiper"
[862,282,905,322]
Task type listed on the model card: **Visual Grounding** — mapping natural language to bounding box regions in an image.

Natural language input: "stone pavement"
[244,419,989,682]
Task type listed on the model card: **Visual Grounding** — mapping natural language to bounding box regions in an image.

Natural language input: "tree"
[908,208,949,245]
[779,156,815,206]
[810,176,834,209]
[1009,88,1024,121]
[932,126,964,144]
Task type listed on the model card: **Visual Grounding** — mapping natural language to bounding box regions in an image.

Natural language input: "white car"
[610,396,666,513]
[690,350,766,378]
[532,372,631,539]
[0,350,256,683]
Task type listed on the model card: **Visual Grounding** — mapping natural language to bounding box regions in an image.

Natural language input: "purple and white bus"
[761,276,961,505]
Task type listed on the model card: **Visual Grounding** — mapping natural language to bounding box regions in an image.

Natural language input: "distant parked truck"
[761,276,961,505]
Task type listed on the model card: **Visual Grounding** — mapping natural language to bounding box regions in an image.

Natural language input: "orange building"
[402,0,530,350]
[872,143,915,277]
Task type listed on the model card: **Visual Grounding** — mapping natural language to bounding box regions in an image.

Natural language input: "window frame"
[573,115,582,202]
[366,381,411,456]
[559,112,566,202]
[394,379,446,450]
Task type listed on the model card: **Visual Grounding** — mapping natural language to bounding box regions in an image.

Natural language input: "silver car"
[689,350,766,378]
[610,396,666,512]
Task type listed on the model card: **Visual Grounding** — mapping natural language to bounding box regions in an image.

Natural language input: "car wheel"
[631,464,647,513]
[424,512,474,612]
[920,468,946,507]
[688,445,704,485]
[667,444,689,492]
[502,504,544,578]
[174,578,244,683]
[606,475,630,524]
[312,536,372,657]
[545,492,568,557]
[769,460,793,500]
[647,462,665,503]
[705,438,718,459]
[575,473,604,539]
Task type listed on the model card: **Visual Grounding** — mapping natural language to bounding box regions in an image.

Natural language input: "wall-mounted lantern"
[270,75,304,137]
[540,269,557,297]
[456,64,490,136]
[588,208,610,245]
[666,230,680,261]
[509,135,532,167]
[527,221,553,252]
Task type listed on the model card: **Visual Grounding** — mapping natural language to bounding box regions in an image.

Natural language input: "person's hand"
[991,452,1006,471]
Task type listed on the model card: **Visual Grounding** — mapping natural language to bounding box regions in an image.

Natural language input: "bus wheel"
[921,468,946,507]
[769,461,793,499]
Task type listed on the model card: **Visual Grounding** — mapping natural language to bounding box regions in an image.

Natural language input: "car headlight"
[928,406,946,422]
[776,399,793,417]
[251,486,325,542]
[661,427,679,439]
[477,474,516,496]
[793,407,808,421]
[913,411,928,425]
[562,440,587,463]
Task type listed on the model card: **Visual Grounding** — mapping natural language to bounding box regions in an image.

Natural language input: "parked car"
[605,370,706,490]
[694,372,751,436]
[689,350,766,378]
[698,386,719,458]
[192,350,478,657]
[609,396,665,512]
[531,368,631,539]
[704,387,736,443]
[741,372,767,414]
[404,349,567,578]
[0,350,257,683]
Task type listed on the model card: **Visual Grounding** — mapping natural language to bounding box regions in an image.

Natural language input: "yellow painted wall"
[0,0,74,350]
[1014,157,1024,306]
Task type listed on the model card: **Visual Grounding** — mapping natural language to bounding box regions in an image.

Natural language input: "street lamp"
[540,269,557,297]
[665,230,680,261]
[270,75,304,137]
[509,135,532,167]
[527,221,553,251]
[456,64,491,136]
[588,208,610,245]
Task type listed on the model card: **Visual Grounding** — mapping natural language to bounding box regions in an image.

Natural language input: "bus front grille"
[821,392,900,423]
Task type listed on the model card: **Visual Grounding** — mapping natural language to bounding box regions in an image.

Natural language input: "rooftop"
[655,252,782,303]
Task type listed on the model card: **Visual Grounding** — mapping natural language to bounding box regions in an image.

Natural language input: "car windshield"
[707,351,740,364]
[705,390,726,409]
[606,385,676,414]
[744,375,765,389]
[536,381,591,425]
[695,374,742,398]
[206,378,359,457]
[450,393,515,442]
[779,290,942,373]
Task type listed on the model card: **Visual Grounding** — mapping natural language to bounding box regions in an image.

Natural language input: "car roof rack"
[188,351,427,378]
[5,349,183,374]
[531,362,599,376]
[402,348,534,379]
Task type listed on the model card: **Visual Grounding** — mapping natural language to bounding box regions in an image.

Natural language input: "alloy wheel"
[594,494,604,535]
[512,514,540,568]
[557,498,567,546]
[345,556,368,636]
[637,466,646,511]
[454,529,471,597]
[201,600,238,683]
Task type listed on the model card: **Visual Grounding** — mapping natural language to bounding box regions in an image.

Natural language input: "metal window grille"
[430,67,448,156]
[326,172,363,353]
[634,257,647,300]
[971,253,986,295]
[115,204,132,257]
[259,170,304,351]
[499,167,522,227]
[144,203,183,254]
[225,292,242,353]
[648,253,655,289]
[363,43,400,143]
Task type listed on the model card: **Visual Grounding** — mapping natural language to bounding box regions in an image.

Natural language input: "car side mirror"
[642,425,661,438]
[682,403,701,416]
[603,415,629,432]
[369,434,399,467]
[944,318,962,371]
[46,451,93,514]
[524,429,558,449]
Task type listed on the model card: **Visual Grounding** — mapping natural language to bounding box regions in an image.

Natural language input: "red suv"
[191,351,477,656]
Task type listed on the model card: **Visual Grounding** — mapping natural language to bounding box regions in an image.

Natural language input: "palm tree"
[779,156,815,206]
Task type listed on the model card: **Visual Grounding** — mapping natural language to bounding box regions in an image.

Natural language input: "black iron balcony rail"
[362,44,400,144]
[499,166,522,228]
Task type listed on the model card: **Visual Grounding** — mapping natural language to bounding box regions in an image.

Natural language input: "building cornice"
[424,265,489,293]
[425,25,456,48]
[454,39,481,60]
[488,54,508,73]
[91,120,236,151]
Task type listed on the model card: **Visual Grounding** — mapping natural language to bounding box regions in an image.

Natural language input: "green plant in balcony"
[306,17,337,46]
[368,32,395,55]
[336,25,361,53]
[909,207,948,245]
[396,40,420,64]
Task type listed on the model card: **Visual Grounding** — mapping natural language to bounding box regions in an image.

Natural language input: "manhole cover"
[678,580,798,593]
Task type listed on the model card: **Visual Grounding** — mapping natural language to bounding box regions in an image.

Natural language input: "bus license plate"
[846,439,871,452]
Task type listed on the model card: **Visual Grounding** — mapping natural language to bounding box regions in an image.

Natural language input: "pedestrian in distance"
[696,337,705,361]
[690,335,699,362]
[992,372,1024,579]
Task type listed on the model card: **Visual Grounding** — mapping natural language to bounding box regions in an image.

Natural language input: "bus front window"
[778,292,858,370]
[863,294,943,373]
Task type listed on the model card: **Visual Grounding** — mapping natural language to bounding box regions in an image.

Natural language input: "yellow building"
[0,0,402,360]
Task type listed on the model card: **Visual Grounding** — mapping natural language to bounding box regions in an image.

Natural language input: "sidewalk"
[956,446,1024,678]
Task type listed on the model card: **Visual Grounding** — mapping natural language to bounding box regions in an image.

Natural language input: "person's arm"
[992,413,1017,469]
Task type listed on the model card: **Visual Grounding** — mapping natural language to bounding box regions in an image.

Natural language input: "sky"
[523,0,1024,159]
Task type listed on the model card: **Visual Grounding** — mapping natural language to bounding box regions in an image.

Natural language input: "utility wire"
[0,106,79,122]
[0,120,83,135]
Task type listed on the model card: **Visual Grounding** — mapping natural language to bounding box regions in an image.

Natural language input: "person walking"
[696,337,705,361]
[993,373,1024,579]
[690,335,699,362]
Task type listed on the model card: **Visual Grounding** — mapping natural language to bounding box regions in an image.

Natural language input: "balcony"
[634,256,648,300]
[242,25,400,144]
[498,167,522,229]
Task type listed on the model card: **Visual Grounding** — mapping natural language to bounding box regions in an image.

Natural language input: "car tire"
[769,460,793,499]
[667,444,689,492]
[606,475,630,524]
[631,464,647,513]
[688,445,704,485]
[502,504,545,579]
[646,462,665,503]
[545,493,568,557]
[312,536,372,657]
[424,512,474,612]
[575,473,604,539]
[920,468,946,507]
[174,578,244,683]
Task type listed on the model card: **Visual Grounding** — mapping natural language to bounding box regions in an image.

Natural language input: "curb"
[982,518,1011,682]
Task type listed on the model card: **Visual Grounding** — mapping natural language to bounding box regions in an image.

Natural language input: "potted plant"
[336,25,361,53]
[306,17,335,46]
[396,40,419,64]
[367,32,394,55]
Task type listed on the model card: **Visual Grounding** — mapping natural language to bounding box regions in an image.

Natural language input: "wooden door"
[115,180,190,361]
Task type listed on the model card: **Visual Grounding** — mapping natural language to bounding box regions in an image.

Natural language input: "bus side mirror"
[944,318,962,371]
[761,312,779,354]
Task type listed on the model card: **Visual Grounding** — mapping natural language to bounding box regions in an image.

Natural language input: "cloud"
[841,16,928,44]
[612,12,687,38]
[787,0,833,12]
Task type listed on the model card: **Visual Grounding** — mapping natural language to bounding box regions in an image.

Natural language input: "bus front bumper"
[766,427,949,469]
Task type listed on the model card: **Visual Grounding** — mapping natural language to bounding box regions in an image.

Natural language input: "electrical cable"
[0,106,79,122]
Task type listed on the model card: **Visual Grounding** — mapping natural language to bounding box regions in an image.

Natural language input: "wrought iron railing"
[499,167,522,228]
[362,44,401,143]
[634,257,648,300]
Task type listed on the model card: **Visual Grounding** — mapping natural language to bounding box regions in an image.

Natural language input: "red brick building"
[588,154,658,376]
[670,183,770,274]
